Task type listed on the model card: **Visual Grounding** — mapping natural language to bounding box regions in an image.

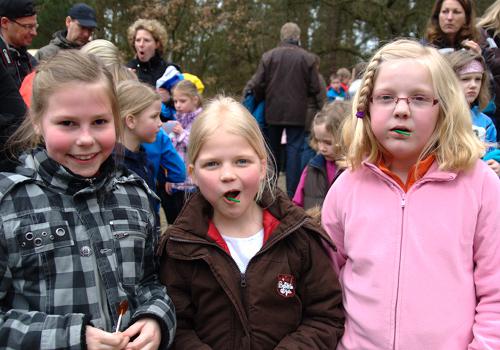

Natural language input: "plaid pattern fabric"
[0,148,176,349]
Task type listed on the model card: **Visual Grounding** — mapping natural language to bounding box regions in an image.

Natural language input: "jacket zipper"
[393,192,406,350]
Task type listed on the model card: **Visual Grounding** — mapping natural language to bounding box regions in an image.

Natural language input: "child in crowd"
[293,101,349,210]
[446,49,500,175]
[327,73,347,102]
[116,80,162,191]
[159,96,344,349]
[156,65,183,121]
[163,79,203,223]
[322,39,500,349]
[336,67,351,93]
[0,51,175,349]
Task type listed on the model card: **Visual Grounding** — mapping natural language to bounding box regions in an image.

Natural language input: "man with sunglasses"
[0,0,37,88]
[35,3,96,62]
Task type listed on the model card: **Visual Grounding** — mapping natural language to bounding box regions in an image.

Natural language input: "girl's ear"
[188,164,197,185]
[32,115,42,136]
[125,114,136,130]
[259,158,267,181]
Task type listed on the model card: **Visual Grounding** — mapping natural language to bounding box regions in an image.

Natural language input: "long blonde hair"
[188,96,276,202]
[477,1,500,38]
[117,80,160,123]
[8,50,120,156]
[81,39,137,83]
[345,39,483,171]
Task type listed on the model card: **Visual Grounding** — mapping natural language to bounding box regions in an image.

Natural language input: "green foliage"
[32,0,494,96]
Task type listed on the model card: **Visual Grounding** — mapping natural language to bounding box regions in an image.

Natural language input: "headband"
[458,60,484,76]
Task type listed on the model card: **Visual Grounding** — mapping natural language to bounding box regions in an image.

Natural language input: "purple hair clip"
[356,110,365,119]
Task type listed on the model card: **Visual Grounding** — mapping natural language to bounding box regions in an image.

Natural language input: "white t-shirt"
[221,229,264,273]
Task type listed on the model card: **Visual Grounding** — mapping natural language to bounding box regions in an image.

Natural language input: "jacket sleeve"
[159,252,212,349]
[159,130,186,184]
[130,213,176,350]
[321,183,348,275]
[252,58,266,103]
[0,223,88,349]
[274,230,344,349]
[468,169,500,349]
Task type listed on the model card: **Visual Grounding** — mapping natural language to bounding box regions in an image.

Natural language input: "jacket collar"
[52,30,82,49]
[18,147,116,195]
[161,188,336,255]
[363,159,457,187]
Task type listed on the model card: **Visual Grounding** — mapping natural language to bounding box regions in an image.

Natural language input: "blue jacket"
[142,128,186,185]
[471,106,497,155]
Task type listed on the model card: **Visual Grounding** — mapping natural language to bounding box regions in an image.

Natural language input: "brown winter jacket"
[252,41,322,126]
[159,189,344,349]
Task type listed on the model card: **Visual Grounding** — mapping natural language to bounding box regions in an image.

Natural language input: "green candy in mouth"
[394,129,411,136]
[226,197,240,203]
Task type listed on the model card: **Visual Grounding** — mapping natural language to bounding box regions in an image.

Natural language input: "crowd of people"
[0,0,499,349]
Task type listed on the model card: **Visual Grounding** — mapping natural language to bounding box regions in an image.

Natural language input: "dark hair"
[425,0,479,48]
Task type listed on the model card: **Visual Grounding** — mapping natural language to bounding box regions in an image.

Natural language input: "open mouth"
[224,190,241,203]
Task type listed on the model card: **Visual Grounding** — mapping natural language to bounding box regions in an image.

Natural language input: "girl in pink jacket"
[322,39,500,350]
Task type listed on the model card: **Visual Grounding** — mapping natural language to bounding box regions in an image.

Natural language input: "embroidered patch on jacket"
[276,274,296,298]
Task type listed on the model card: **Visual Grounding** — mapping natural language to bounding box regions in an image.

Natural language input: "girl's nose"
[76,129,95,146]
[393,98,410,118]
[220,167,236,182]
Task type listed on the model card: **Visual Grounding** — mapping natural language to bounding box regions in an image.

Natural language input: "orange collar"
[207,209,280,255]
[377,154,435,192]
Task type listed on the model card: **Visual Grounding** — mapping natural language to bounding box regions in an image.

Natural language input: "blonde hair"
[8,50,120,155]
[188,96,276,202]
[117,80,160,123]
[445,50,491,110]
[172,80,202,108]
[477,1,500,38]
[127,19,168,55]
[345,39,483,171]
[310,101,351,160]
[81,39,138,83]
[280,22,300,42]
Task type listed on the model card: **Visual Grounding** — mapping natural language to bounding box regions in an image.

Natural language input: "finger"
[124,333,153,350]
[99,332,128,347]
[122,321,143,338]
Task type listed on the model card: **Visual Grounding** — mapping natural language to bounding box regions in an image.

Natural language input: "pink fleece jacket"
[322,159,500,350]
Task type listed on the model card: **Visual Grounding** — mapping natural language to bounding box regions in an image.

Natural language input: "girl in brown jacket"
[159,96,344,349]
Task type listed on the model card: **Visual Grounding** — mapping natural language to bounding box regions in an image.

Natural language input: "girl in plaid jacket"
[0,50,175,350]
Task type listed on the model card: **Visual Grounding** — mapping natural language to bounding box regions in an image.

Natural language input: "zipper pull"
[240,273,247,288]
[401,196,406,208]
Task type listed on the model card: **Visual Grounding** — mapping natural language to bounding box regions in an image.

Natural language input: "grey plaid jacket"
[0,148,176,349]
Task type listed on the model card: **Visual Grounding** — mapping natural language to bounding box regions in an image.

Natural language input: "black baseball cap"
[68,3,96,28]
[0,0,36,19]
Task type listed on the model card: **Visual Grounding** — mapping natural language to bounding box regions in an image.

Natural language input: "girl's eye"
[94,119,108,125]
[236,159,249,166]
[412,95,429,102]
[59,120,74,127]
[204,161,219,168]
[374,94,394,103]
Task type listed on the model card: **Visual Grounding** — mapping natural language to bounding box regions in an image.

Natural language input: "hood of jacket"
[50,30,82,50]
